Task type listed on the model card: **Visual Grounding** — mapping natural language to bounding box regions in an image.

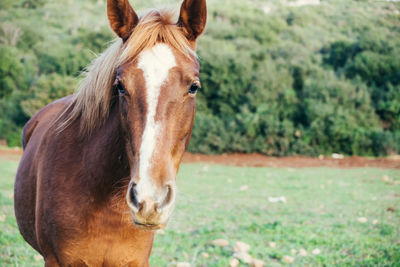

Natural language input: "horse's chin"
[133,220,166,231]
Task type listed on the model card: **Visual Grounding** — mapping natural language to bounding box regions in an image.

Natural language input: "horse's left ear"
[177,0,207,41]
[107,0,139,41]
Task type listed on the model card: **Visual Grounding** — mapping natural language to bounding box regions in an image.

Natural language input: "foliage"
[0,46,27,99]
[20,73,76,117]
[0,0,399,156]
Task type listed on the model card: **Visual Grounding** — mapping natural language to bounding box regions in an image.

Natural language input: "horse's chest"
[59,207,154,266]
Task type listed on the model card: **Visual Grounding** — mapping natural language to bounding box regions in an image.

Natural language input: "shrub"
[21,73,77,117]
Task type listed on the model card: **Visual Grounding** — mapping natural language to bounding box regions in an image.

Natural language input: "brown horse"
[14,0,207,266]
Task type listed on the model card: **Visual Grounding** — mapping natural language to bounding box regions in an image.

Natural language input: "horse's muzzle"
[126,182,175,230]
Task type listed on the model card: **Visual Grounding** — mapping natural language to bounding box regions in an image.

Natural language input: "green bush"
[0,45,27,98]
[34,43,94,76]
[21,73,77,117]
[0,0,399,156]
[73,27,114,54]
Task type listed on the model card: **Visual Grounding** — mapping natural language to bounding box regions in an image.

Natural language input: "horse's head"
[107,0,206,230]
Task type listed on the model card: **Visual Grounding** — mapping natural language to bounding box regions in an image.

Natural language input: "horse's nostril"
[160,184,174,209]
[130,184,139,209]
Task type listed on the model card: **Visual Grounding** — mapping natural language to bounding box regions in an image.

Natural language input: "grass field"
[0,156,399,266]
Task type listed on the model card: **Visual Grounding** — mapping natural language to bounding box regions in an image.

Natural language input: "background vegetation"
[1,0,400,156]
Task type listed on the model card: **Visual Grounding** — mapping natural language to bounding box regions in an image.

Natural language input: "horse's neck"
[77,102,130,200]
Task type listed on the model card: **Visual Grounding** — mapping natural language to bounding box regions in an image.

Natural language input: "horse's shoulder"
[22,95,74,149]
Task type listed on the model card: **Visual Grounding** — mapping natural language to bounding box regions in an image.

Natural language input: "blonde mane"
[59,8,195,135]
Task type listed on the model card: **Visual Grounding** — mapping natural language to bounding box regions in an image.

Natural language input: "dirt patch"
[0,147,23,161]
[182,153,400,169]
[1,148,399,169]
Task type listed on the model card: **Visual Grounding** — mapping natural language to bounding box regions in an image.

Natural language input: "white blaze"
[136,44,176,200]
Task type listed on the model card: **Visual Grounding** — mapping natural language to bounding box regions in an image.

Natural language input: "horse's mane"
[58,8,195,135]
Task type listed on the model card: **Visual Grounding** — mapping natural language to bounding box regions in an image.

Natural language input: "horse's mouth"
[134,221,165,231]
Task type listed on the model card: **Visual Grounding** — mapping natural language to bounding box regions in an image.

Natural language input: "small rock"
[176,263,190,267]
[268,242,276,248]
[34,254,43,261]
[233,252,253,264]
[358,217,368,223]
[388,155,400,160]
[234,241,251,253]
[229,258,239,267]
[372,219,378,225]
[263,5,271,14]
[332,153,344,159]
[282,255,294,263]
[201,252,209,258]
[240,185,249,191]
[251,258,265,267]
[212,239,229,247]
[0,215,5,222]
[291,249,297,255]
[312,248,321,255]
[299,248,307,256]
[268,196,286,203]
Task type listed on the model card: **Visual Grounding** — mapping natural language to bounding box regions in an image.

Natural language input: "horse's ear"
[107,0,139,41]
[178,0,207,41]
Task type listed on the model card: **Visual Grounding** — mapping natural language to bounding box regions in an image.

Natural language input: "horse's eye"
[116,80,126,95]
[188,82,200,95]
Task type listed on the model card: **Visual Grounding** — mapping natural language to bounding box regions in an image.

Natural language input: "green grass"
[1,158,399,266]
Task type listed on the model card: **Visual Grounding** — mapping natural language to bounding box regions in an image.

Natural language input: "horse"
[14,0,207,266]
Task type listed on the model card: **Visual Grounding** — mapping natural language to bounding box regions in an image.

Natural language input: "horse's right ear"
[107,0,139,42]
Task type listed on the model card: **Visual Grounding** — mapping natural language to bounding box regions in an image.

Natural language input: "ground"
[0,148,399,266]
[183,153,400,169]
[2,147,400,168]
